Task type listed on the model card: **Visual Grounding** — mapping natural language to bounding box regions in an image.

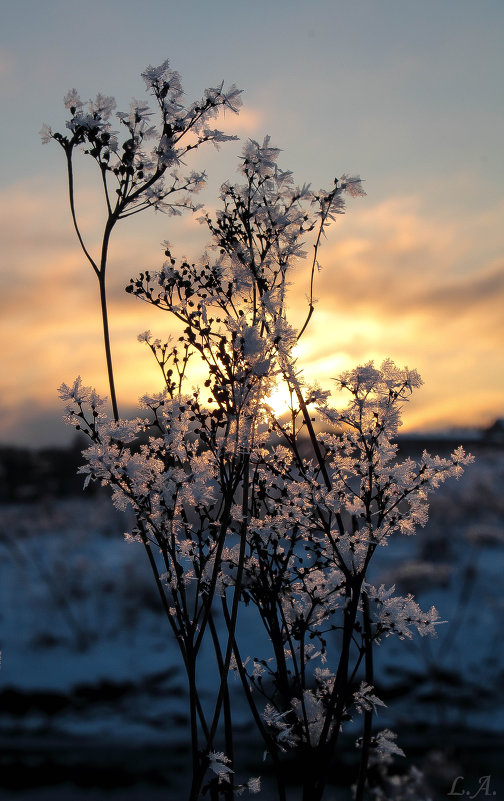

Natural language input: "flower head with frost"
[241,136,282,178]
[353,682,386,715]
[374,729,405,760]
[39,124,52,144]
[90,93,116,120]
[291,689,326,745]
[247,777,261,794]
[366,583,443,640]
[208,751,234,780]
[356,728,405,761]
[235,777,261,796]
[340,174,366,198]
[58,377,106,417]
[63,88,83,112]
[141,59,176,87]
[263,704,298,749]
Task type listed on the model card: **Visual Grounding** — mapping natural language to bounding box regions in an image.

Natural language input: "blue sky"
[1,0,503,445]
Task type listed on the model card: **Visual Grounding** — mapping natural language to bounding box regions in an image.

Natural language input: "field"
[1,436,503,800]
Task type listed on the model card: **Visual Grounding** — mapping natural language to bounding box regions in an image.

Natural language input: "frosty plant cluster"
[42,58,241,422]
[47,60,473,801]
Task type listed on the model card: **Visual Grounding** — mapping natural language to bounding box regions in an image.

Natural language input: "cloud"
[1,175,503,444]
[284,193,504,429]
[289,194,504,323]
[216,105,265,135]
[0,178,170,435]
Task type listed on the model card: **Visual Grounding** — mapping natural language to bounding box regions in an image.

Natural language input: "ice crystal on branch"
[208,751,234,780]
[353,682,386,715]
[52,75,473,799]
[42,59,242,223]
[365,584,443,640]
[373,729,405,760]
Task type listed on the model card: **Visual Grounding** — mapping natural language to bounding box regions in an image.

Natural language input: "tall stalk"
[52,86,472,801]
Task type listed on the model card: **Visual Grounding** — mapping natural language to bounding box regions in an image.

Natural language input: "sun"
[263,383,296,419]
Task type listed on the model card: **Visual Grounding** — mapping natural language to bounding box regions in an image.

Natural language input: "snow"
[1,445,503,798]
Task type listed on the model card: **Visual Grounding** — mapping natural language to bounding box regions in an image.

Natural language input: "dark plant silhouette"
[48,61,472,801]
[42,59,241,421]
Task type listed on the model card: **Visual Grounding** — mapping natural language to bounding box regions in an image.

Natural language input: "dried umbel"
[52,62,472,801]
[44,58,242,421]
[59,354,471,800]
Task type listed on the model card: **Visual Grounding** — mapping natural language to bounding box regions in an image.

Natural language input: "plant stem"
[207,452,250,749]
[188,651,204,801]
[208,613,235,801]
[354,592,374,801]
[221,599,287,801]
[303,577,363,801]
[98,272,119,421]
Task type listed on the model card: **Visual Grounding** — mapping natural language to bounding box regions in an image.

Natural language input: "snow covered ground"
[1,441,503,799]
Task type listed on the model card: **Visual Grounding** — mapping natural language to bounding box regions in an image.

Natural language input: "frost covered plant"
[51,67,473,801]
[43,58,241,420]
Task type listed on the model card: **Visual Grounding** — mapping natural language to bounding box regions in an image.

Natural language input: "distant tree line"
[0,437,97,502]
[1,424,499,504]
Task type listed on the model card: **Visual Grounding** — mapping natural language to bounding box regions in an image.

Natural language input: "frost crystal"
[52,81,474,798]
[353,682,386,715]
[208,751,234,779]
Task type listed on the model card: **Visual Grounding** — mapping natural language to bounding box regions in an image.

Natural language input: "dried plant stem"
[98,272,119,421]
[354,592,374,801]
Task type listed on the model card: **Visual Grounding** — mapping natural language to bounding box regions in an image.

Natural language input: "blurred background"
[1,0,503,444]
[1,1,503,798]
[1,430,503,800]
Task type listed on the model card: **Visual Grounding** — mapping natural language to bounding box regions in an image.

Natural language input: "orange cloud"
[1,177,503,445]
[283,194,504,430]
[217,105,265,135]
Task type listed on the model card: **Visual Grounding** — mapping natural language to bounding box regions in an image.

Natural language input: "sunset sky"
[1,0,503,446]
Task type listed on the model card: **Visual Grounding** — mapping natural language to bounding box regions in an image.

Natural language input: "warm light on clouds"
[1,173,503,445]
[217,105,265,135]
[1,2,503,445]
[279,192,504,431]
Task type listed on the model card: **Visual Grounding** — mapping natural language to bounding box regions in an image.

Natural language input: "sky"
[1,0,503,446]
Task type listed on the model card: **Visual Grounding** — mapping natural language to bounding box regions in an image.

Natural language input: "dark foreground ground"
[1,725,503,800]
[1,434,503,800]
